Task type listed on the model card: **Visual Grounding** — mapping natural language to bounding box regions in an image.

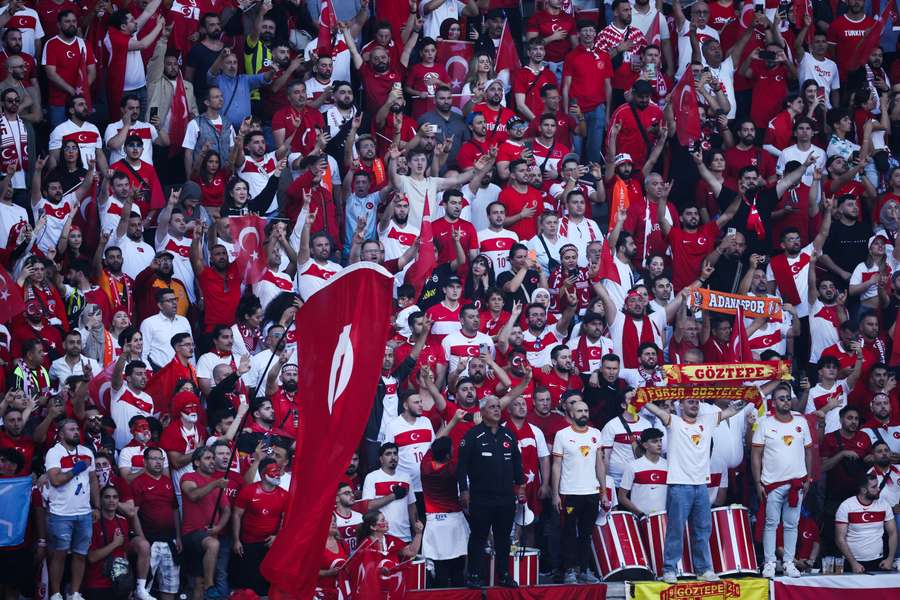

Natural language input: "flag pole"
[207,310,298,528]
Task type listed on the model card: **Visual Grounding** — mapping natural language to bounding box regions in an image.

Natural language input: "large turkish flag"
[261,263,394,598]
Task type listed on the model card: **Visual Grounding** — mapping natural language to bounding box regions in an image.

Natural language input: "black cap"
[445,275,462,286]
[485,8,506,19]
[632,80,654,96]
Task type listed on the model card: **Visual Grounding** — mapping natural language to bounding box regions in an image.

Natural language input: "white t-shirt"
[118,443,169,474]
[609,310,667,358]
[465,183,502,232]
[362,468,416,541]
[849,261,882,302]
[835,495,893,561]
[0,201,27,249]
[751,414,812,484]
[766,244,815,316]
[33,193,77,254]
[798,53,840,108]
[157,234,195,302]
[237,151,278,198]
[380,220,420,261]
[395,175,448,229]
[101,196,142,238]
[809,299,841,362]
[526,234,567,278]
[566,334,615,374]
[181,115,235,151]
[705,56,736,119]
[0,6,43,56]
[804,379,850,435]
[600,415,652,480]
[665,412,719,485]
[441,330,495,373]
[49,119,102,168]
[103,31,145,90]
[111,232,154,280]
[620,455,668,514]
[383,415,435,493]
[196,351,241,382]
[631,6,669,41]
[521,326,563,368]
[110,384,155,449]
[711,406,752,470]
[103,120,158,164]
[862,423,900,454]
[477,227,519,275]
[552,425,604,496]
[776,144,826,186]
[295,258,341,300]
[421,0,465,38]
[676,21,719,78]
[44,443,95,516]
[868,466,900,510]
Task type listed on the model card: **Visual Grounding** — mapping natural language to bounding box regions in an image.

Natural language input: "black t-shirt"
[496,268,542,311]
[708,255,751,294]
[716,185,780,253]
[823,220,873,277]
[187,43,222,102]
[417,263,456,311]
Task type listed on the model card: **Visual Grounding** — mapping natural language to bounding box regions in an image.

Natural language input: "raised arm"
[296,201,315,265]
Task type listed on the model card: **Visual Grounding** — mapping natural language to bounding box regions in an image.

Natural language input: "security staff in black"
[457,395,526,589]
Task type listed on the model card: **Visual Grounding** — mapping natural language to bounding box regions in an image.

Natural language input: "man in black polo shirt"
[457,395,526,588]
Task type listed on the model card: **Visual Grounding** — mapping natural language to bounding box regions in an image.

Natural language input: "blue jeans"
[214,533,231,596]
[47,512,93,555]
[583,104,607,164]
[49,105,67,129]
[664,484,713,575]
[763,484,802,564]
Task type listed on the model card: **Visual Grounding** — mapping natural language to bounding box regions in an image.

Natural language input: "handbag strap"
[629,103,653,150]
[539,142,557,174]
[537,233,553,258]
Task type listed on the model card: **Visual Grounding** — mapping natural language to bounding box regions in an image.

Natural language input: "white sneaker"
[50,594,63,600]
[661,572,678,584]
[69,593,86,600]
[762,561,777,578]
[562,569,578,585]
[784,562,802,578]
[135,587,157,600]
[699,571,721,582]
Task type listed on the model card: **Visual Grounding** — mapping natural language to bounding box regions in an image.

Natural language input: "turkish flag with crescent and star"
[168,73,191,157]
[317,0,338,57]
[228,215,267,285]
[848,0,895,72]
[261,263,393,598]
[436,39,474,103]
[0,264,25,323]
[495,19,521,78]
[671,67,702,147]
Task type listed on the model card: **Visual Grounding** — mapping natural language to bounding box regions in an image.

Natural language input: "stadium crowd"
[3,0,900,596]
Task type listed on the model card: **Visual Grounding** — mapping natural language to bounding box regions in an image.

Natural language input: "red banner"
[773,574,900,599]
[261,263,394,598]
